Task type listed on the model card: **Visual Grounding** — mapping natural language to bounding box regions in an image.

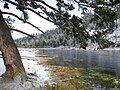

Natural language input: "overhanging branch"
[35,0,59,12]
[4,0,55,24]
[3,0,76,29]
[10,28,34,38]
[1,11,44,33]
[3,0,86,33]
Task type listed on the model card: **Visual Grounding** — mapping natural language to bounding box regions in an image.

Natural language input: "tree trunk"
[0,11,26,83]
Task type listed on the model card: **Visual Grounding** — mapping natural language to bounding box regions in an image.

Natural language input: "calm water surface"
[40,48,120,77]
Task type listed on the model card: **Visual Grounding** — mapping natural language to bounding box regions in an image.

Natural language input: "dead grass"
[35,50,91,90]
[50,66,81,79]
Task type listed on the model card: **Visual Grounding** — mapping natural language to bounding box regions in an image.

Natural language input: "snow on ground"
[0,48,51,89]
[103,47,120,50]
[19,48,51,87]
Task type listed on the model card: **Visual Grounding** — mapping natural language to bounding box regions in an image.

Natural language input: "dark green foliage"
[53,0,117,48]
[116,43,120,47]
[90,30,115,49]
[91,7,117,30]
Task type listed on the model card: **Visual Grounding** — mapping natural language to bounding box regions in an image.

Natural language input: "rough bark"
[0,11,26,83]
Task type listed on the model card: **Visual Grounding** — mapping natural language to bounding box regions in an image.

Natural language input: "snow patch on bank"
[103,47,120,50]
[19,48,51,88]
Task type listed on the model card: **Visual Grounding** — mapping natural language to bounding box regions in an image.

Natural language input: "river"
[0,58,5,75]
[40,48,120,77]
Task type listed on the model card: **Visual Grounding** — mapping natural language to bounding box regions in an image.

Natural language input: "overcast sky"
[0,0,57,39]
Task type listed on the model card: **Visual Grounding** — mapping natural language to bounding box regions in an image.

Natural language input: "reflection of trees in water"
[40,49,120,76]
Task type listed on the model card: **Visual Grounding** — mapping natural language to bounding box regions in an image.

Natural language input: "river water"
[40,48,120,77]
[0,58,6,75]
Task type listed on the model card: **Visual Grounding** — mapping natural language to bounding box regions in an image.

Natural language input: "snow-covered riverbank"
[20,48,51,87]
[0,48,51,89]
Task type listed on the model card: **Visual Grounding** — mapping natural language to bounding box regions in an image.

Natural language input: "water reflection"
[40,48,120,77]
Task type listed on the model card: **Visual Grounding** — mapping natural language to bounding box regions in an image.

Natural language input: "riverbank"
[0,48,52,90]
[36,50,120,90]
[0,48,120,89]
[20,48,51,87]
[39,46,120,51]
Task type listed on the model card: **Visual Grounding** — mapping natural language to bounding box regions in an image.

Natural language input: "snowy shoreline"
[19,48,51,88]
[0,48,52,89]
[39,46,120,51]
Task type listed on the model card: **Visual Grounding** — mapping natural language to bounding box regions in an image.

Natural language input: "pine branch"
[35,0,59,12]
[3,0,78,30]
[4,0,55,23]
[10,28,34,38]
[1,11,44,33]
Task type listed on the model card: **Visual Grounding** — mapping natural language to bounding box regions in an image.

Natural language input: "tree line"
[15,28,79,48]
[15,28,120,49]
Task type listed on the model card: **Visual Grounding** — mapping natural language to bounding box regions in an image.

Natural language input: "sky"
[0,0,57,39]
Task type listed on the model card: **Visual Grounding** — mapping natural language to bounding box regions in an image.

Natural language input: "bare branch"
[1,11,44,33]
[10,28,34,38]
